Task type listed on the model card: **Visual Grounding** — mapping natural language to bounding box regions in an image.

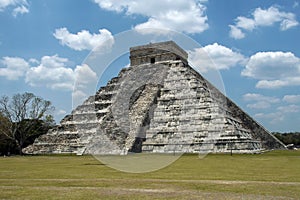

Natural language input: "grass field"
[0,150,300,199]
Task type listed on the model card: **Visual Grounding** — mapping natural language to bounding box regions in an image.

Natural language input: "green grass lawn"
[0,150,300,199]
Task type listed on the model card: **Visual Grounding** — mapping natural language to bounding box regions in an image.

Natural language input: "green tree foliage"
[273,132,300,146]
[0,92,55,155]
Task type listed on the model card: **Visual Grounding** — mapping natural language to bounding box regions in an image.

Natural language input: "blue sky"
[0,0,299,132]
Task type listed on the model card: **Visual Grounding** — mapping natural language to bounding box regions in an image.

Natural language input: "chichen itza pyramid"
[23,41,286,155]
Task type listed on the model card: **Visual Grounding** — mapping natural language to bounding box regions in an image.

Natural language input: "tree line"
[273,132,300,146]
[0,92,55,155]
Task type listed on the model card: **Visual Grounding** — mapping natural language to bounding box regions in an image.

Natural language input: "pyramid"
[23,41,286,155]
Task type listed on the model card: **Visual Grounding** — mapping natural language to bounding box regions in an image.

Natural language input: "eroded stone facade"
[23,41,286,155]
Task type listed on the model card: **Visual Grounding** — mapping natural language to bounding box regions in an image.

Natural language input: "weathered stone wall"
[226,100,286,149]
[23,41,286,155]
[141,61,267,154]
[130,41,188,66]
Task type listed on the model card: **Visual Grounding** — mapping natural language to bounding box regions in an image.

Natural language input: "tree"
[273,132,300,146]
[0,92,55,155]
[0,112,16,155]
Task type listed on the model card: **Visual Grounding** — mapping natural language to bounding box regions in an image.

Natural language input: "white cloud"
[280,18,299,30]
[242,52,300,79]
[253,7,283,27]
[277,104,300,113]
[0,56,30,80]
[229,25,245,39]
[255,105,300,125]
[250,93,299,125]
[54,27,114,51]
[93,0,209,34]
[283,95,300,103]
[29,58,39,64]
[229,6,299,39]
[247,101,271,109]
[26,56,97,91]
[255,80,289,89]
[254,103,300,125]
[12,5,28,17]
[0,0,29,16]
[255,112,284,124]
[25,55,74,90]
[74,64,97,89]
[0,54,98,92]
[235,16,256,31]
[41,55,69,68]
[72,90,88,108]
[188,43,247,72]
[242,51,300,89]
[243,93,280,109]
[243,93,280,103]
[72,64,98,106]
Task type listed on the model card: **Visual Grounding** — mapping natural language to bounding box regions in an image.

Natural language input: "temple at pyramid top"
[130,41,188,66]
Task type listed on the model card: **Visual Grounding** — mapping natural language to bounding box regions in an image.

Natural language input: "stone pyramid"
[24,41,285,155]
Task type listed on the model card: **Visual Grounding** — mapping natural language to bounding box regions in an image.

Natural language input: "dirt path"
[1,178,298,199]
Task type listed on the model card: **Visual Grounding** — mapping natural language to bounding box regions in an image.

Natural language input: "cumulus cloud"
[12,4,28,17]
[255,112,284,124]
[241,51,300,89]
[26,56,97,91]
[243,93,280,103]
[0,56,30,80]
[246,101,272,109]
[93,0,209,34]
[72,90,88,108]
[235,16,256,31]
[255,104,299,124]
[188,43,247,72]
[255,80,288,89]
[246,92,299,125]
[0,55,97,92]
[25,55,75,90]
[40,55,69,68]
[74,64,97,89]
[72,64,98,106]
[54,28,114,51]
[0,0,29,16]
[229,6,299,39]
[229,25,245,39]
[28,58,39,64]
[243,93,280,109]
[283,95,300,103]
[277,104,300,113]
